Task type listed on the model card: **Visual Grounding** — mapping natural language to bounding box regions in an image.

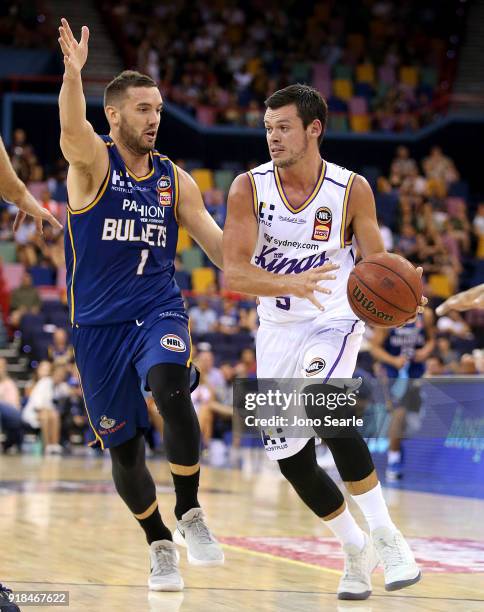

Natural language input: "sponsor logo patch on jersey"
[312,207,332,241]
[157,176,172,191]
[279,215,306,225]
[305,358,326,376]
[259,202,275,226]
[158,192,172,206]
[100,415,116,429]
[161,334,186,352]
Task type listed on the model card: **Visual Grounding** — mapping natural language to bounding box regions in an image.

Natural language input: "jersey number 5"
[137,249,149,275]
[276,296,291,310]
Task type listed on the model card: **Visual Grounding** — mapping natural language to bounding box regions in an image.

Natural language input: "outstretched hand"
[58,18,89,76]
[13,189,62,234]
[436,284,484,315]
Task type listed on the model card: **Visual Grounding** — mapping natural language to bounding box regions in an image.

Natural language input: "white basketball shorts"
[255,316,365,460]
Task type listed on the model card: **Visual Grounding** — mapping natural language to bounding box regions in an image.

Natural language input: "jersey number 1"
[276,296,291,311]
[137,249,149,275]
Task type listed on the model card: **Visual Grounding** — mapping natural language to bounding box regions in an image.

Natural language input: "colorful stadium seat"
[333,64,353,80]
[332,79,353,101]
[176,227,193,253]
[312,62,331,89]
[378,65,396,86]
[191,267,216,293]
[214,169,235,192]
[428,273,452,298]
[0,241,17,263]
[327,114,349,132]
[350,114,371,133]
[400,66,419,87]
[349,97,368,115]
[356,63,376,85]
[181,247,204,272]
[190,169,214,193]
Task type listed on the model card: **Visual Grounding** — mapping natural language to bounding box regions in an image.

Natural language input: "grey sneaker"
[173,508,224,566]
[372,526,421,591]
[338,533,378,600]
[148,540,184,591]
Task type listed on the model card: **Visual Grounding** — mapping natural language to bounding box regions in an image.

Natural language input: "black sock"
[172,470,200,519]
[136,506,172,545]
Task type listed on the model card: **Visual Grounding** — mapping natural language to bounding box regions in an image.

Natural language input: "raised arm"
[223,173,338,310]
[58,19,107,210]
[176,168,223,269]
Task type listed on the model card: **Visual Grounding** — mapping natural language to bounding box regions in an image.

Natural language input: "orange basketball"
[347,252,422,327]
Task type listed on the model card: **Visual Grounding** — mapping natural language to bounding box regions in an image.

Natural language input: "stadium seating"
[0,242,17,263]
[191,169,214,193]
[191,267,216,293]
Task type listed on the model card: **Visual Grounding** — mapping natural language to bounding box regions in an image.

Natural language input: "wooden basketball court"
[1,453,483,611]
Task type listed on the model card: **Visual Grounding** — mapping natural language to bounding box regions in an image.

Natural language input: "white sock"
[324,506,366,550]
[388,450,401,464]
[352,482,397,532]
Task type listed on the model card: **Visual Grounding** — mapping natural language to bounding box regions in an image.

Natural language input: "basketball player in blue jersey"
[224,84,425,600]
[371,309,435,480]
[57,19,223,591]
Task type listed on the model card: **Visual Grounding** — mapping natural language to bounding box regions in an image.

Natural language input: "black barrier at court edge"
[232,377,484,441]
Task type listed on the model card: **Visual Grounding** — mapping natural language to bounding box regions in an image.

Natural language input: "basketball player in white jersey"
[224,85,422,600]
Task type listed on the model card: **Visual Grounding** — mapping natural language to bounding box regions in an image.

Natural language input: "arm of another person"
[414,308,436,362]
[57,19,108,210]
[176,168,223,269]
[436,283,484,315]
[370,327,407,370]
[0,137,62,232]
[223,173,338,310]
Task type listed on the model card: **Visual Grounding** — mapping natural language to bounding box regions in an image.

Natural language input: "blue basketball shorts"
[72,308,193,450]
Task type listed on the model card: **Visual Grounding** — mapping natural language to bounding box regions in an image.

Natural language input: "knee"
[148,364,192,420]
[278,441,316,485]
[110,433,144,471]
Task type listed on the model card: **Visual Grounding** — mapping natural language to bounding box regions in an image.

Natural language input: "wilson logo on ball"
[351,286,394,322]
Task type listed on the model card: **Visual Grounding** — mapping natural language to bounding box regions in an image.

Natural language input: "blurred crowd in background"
[0,0,482,459]
[1,0,466,132]
[0,126,483,458]
[101,0,462,131]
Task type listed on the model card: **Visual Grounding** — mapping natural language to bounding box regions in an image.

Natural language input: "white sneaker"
[173,508,224,566]
[372,527,421,591]
[148,540,184,591]
[337,533,378,600]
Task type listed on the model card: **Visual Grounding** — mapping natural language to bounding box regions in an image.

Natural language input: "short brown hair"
[265,84,328,145]
[104,70,157,107]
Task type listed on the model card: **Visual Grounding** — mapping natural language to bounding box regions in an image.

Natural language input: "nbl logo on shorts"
[161,334,186,352]
[305,357,326,376]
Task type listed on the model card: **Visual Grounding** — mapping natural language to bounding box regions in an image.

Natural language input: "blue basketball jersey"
[65,136,184,325]
[383,315,427,378]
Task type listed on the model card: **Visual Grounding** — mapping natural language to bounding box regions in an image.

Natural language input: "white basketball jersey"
[249,159,357,323]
